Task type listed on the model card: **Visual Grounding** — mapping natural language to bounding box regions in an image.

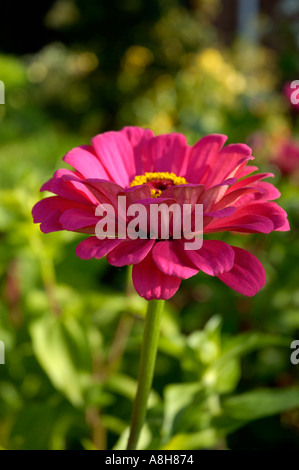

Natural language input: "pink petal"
[162,184,205,206]
[121,126,155,175]
[38,216,63,233]
[202,143,253,188]
[143,133,188,174]
[32,197,68,223]
[235,165,259,178]
[32,196,89,233]
[188,139,253,189]
[152,240,199,279]
[107,239,155,266]
[205,214,274,234]
[198,178,237,211]
[75,237,122,260]
[230,183,280,207]
[218,246,266,296]
[276,219,291,231]
[63,145,110,180]
[185,240,235,275]
[121,126,154,145]
[132,251,181,300]
[92,131,136,186]
[212,187,262,211]
[238,202,289,230]
[204,207,236,218]
[41,169,98,205]
[249,182,281,202]
[41,168,76,192]
[82,180,123,207]
[226,172,274,194]
[120,185,152,205]
[59,208,99,231]
[205,202,288,233]
[185,134,228,183]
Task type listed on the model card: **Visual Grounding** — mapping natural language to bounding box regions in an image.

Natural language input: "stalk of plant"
[127,299,164,450]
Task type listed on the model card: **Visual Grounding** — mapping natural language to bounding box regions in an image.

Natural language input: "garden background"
[0,0,299,450]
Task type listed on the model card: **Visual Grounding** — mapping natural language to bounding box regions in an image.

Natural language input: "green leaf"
[221,387,299,421]
[162,383,203,440]
[113,424,151,451]
[30,313,92,406]
[213,332,290,369]
[208,359,241,394]
[161,428,218,450]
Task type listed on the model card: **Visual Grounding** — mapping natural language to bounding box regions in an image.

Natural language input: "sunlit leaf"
[30,313,92,406]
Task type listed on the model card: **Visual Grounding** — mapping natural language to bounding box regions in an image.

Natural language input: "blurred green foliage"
[0,0,299,450]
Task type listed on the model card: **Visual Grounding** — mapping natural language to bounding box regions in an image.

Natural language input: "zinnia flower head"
[32,127,289,300]
[272,137,299,176]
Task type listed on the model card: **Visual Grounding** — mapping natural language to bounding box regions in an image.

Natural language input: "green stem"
[127,299,165,450]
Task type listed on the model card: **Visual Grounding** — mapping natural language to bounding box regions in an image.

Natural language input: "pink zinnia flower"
[272,138,299,176]
[32,127,289,300]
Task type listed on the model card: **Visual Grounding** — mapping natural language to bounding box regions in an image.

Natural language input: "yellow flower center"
[130,172,188,197]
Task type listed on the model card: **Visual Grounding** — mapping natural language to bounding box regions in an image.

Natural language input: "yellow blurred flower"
[122,46,154,75]
[149,111,174,134]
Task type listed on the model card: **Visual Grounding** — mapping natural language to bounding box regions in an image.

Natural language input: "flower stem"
[127,299,165,450]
